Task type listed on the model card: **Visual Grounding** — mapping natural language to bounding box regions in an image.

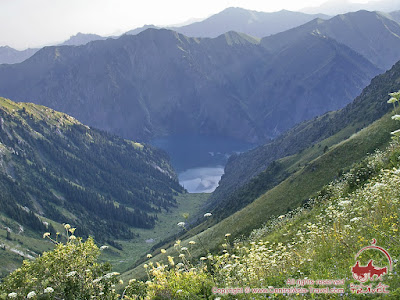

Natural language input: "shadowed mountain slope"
[0,28,379,143]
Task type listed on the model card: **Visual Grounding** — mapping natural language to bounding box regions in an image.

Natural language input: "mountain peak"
[218,31,260,45]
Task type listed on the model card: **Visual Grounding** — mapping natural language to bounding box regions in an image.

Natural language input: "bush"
[0,225,120,300]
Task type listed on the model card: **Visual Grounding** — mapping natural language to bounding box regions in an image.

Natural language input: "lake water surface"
[151,135,255,193]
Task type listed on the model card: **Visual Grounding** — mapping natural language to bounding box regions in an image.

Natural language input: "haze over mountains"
[0,33,111,65]
[1,8,330,65]
[168,7,330,38]
[1,9,399,144]
[301,0,400,15]
[262,9,400,70]
[0,23,380,143]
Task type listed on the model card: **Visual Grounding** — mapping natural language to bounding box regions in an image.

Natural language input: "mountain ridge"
[0,25,380,143]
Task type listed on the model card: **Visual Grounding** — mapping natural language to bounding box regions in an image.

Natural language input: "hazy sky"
[0,0,371,49]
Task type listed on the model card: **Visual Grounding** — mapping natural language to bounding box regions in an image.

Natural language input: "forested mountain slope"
[0,97,183,243]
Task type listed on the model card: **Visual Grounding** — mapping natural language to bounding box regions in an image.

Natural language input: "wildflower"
[42,232,50,238]
[69,235,76,240]
[64,224,71,230]
[278,215,285,219]
[189,241,196,245]
[119,280,124,284]
[391,129,400,136]
[129,279,136,284]
[225,233,231,237]
[204,212,212,217]
[350,217,361,222]
[338,200,351,206]
[181,247,188,251]
[143,264,148,269]
[147,254,152,258]
[200,257,207,261]
[66,271,76,277]
[69,228,76,234]
[27,291,36,299]
[104,272,119,279]
[177,222,185,227]
[176,290,183,293]
[168,256,175,266]
[392,115,400,121]
[161,249,166,254]
[7,292,17,298]
[179,253,185,258]
[44,287,54,293]
[100,245,109,250]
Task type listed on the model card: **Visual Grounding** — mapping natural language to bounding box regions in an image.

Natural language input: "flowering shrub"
[0,225,119,299]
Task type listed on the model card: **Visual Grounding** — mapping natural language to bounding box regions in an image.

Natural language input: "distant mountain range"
[3,6,400,66]
[0,46,38,65]
[301,0,400,15]
[168,7,330,38]
[262,10,400,70]
[0,15,381,143]
[0,33,111,65]
[59,32,108,46]
[0,8,330,65]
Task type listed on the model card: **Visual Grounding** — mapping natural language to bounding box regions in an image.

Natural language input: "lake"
[151,135,255,193]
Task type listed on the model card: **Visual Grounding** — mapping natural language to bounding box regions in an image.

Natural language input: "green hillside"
[114,105,400,299]
[0,97,189,276]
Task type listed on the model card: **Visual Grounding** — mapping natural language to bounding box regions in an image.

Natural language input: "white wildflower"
[338,200,351,206]
[391,129,400,136]
[350,217,361,223]
[204,213,212,217]
[66,271,76,277]
[44,287,54,293]
[7,292,17,298]
[177,222,185,227]
[27,291,36,299]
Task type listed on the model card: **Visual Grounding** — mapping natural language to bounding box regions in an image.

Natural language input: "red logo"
[351,239,392,282]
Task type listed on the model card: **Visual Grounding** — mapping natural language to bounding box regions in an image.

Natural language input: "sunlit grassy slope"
[123,110,399,280]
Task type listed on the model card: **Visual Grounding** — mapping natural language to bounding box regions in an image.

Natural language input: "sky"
[0,0,375,49]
